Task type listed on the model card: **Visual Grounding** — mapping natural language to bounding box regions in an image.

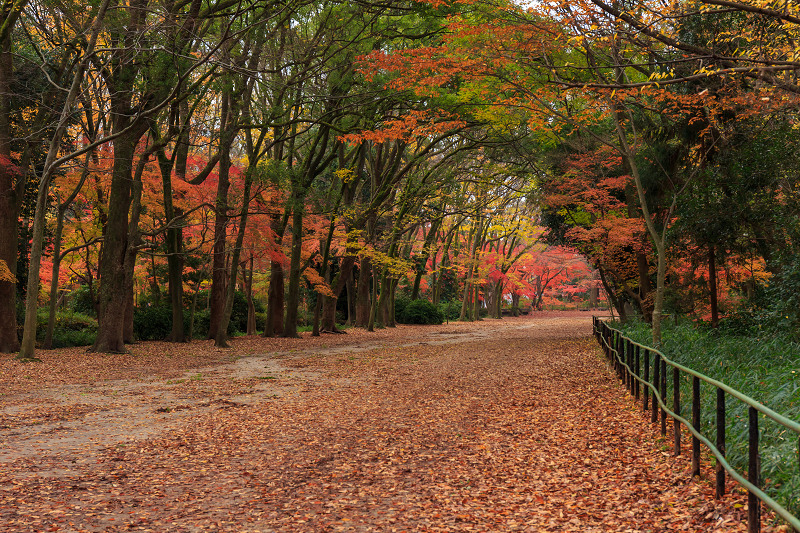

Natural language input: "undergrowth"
[615,319,800,519]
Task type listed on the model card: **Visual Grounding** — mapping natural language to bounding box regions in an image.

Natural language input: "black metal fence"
[593,316,800,533]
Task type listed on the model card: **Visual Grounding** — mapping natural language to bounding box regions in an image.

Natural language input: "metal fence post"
[748,407,761,533]
[626,339,632,392]
[643,349,650,412]
[692,376,701,477]
[634,345,640,400]
[673,367,681,455]
[661,359,668,437]
[716,387,726,498]
[652,353,660,424]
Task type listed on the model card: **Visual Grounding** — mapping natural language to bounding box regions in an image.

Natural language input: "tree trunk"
[355,257,372,327]
[376,272,392,328]
[283,194,303,338]
[264,260,284,337]
[92,132,139,353]
[207,88,236,340]
[0,37,19,353]
[388,279,398,327]
[459,277,471,321]
[494,280,503,318]
[246,258,256,335]
[709,245,718,328]
[207,153,231,339]
[321,256,355,332]
[367,263,377,332]
[44,211,66,349]
[345,272,354,325]
[637,252,653,322]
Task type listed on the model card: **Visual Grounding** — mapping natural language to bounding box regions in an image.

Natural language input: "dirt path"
[0,316,758,532]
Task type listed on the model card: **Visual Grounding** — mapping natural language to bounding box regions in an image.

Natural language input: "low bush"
[68,286,97,317]
[37,309,98,348]
[133,305,175,341]
[394,294,412,322]
[438,300,461,321]
[400,299,444,325]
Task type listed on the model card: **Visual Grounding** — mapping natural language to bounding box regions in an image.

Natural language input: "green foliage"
[617,319,800,516]
[68,286,96,317]
[394,294,412,321]
[37,310,98,348]
[133,306,177,341]
[184,291,265,339]
[399,299,444,325]
[438,300,461,321]
[715,253,800,337]
[192,308,211,339]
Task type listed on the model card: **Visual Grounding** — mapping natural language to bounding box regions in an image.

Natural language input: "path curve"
[1,316,758,532]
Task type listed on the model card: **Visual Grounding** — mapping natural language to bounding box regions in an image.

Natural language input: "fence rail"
[592,316,800,533]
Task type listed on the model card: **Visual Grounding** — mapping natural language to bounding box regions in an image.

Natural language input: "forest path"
[1,316,758,532]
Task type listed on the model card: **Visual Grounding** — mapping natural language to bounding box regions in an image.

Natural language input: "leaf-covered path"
[1,316,760,531]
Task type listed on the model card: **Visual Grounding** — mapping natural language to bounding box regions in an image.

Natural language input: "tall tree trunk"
[459,277,472,321]
[345,272,354,325]
[44,210,66,349]
[207,155,231,339]
[91,0,146,353]
[376,271,392,328]
[246,257,256,335]
[207,89,236,340]
[355,257,371,327]
[158,146,186,342]
[123,145,147,344]
[367,263,377,332]
[637,251,652,322]
[321,256,355,332]
[283,192,304,338]
[709,245,719,328]
[93,132,139,353]
[264,260,285,337]
[0,36,19,353]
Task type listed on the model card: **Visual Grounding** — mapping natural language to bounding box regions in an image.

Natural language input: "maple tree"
[4,0,795,360]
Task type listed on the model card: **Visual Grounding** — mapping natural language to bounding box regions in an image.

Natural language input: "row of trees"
[363,0,800,343]
[5,0,794,356]
[0,0,600,359]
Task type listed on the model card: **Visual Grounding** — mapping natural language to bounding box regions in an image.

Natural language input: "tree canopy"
[1,0,797,357]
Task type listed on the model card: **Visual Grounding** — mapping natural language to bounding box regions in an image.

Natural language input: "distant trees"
[3,0,600,360]
[15,0,799,356]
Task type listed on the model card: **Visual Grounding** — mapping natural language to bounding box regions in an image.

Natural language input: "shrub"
[191,308,211,339]
[37,309,98,348]
[68,286,97,316]
[394,294,412,321]
[438,300,461,321]
[400,299,444,325]
[133,305,174,341]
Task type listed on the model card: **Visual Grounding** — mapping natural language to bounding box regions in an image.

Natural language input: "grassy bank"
[614,319,800,519]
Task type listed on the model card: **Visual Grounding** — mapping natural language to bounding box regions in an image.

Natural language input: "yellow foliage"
[0,260,16,283]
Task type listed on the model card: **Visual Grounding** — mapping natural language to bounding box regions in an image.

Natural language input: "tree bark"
[264,259,285,337]
[246,258,256,335]
[93,132,140,353]
[283,192,304,338]
[355,256,372,327]
[207,122,232,339]
[321,256,355,332]
[0,36,19,353]
[709,245,719,328]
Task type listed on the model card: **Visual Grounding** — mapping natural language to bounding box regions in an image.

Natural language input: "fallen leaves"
[0,315,780,531]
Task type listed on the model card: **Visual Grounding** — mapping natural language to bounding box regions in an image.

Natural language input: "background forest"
[1,0,799,360]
